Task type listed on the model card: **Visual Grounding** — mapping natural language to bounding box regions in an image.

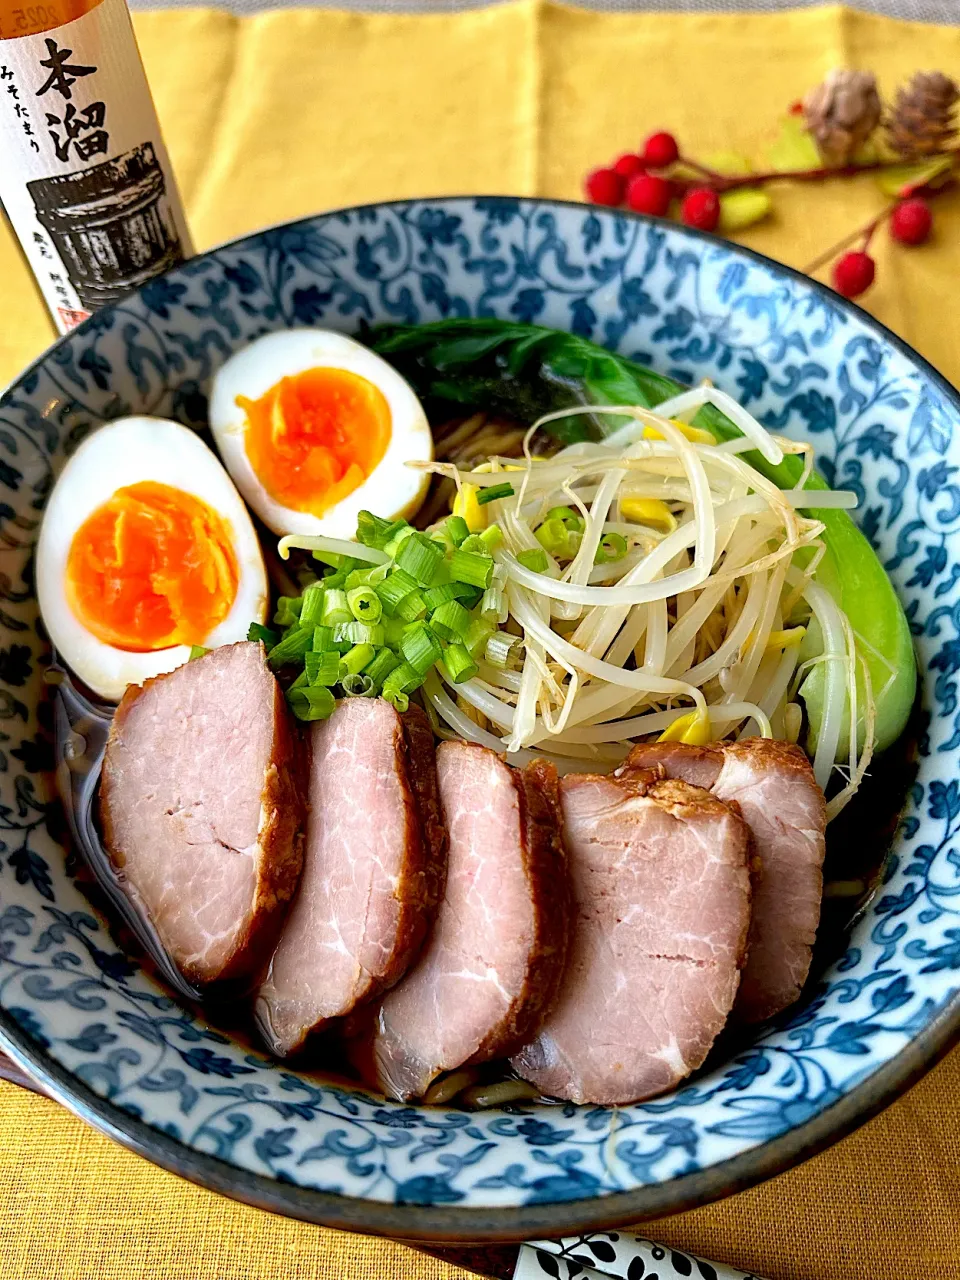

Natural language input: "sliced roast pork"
[622,739,827,1022]
[255,699,445,1057]
[511,768,751,1106]
[367,741,570,1102]
[100,641,304,988]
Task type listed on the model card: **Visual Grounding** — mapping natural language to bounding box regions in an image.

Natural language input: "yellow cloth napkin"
[2,3,960,1277]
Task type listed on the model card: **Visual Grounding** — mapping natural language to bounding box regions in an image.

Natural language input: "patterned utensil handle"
[522,1233,767,1280]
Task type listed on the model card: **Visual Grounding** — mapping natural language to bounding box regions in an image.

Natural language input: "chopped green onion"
[595,531,628,564]
[383,523,417,559]
[334,621,385,647]
[345,564,386,591]
[375,568,419,615]
[312,624,335,652]
[348,586,383,624]
[477,483,514,506]
[479,523,504,552]
[441,642,478,684]
[444,515,470,547]
[267,625,313,668]
[546,505,585,533]
[485,631,524,670]
[287,685,336,722]
[247,622,279,650]
[396,532,446,587]
[429,599,471,643]
[340,642,376,677]
[288,669,308,691]
[459,534,490,556]
[535,517,580,560]
[382,687,409,713]
[342,672,375,697]
[395,589,428,623]
[299,583,326,627]
[450,548,494,589]
[273,596,303,628]
[382,660,424,712]
[357,510,406,550]
[320,589,352,628]
[517,547,549,574]
[382,616,410,651]
[365,647,401,690]
[400,622,443,676]
[305,650,341,686]
[464,616,494,660]
[423,581,482,611]
[189,645,209,660]
[480,585,507,624]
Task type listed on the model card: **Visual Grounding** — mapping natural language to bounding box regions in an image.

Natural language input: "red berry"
[641,131,679,169]
[891,197,933,246]
[681,186,721,232]
[584,167,624,207]
[626,173,672,217]
[613,153,644,180]
[832,251,876,299]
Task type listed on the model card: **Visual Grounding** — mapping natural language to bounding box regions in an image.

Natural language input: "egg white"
[208,329,433,538]
[37,417,268,702]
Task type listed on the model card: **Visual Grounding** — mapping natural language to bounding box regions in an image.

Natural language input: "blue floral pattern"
[0,198,959,1214]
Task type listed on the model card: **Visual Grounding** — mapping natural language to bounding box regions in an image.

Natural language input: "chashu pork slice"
[622,739,827,1022]
[100,641,304,989]
[368,740,570,1102]
[510,768,751,1106]
[256,699,446,1057]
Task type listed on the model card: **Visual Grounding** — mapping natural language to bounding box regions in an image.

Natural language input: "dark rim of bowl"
[1,196,958,1241]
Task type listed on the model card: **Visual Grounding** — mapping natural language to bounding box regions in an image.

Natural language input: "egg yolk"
[238,367,392,516]
[65,481,239,652]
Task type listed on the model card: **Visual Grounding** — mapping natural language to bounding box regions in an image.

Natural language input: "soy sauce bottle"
[0,0,192,334]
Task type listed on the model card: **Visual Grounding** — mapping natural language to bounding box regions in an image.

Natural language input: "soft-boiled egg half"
[208,329,432,538]
[37,417,268,701]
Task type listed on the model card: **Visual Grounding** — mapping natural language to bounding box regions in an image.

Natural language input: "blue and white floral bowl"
[0,197,958,1240]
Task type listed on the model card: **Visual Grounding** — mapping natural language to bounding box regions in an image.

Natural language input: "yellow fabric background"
[2,3,960,1276]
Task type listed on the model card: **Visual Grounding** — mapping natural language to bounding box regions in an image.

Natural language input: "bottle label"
[0,0,193,334]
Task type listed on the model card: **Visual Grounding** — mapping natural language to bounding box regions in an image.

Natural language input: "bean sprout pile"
[414,390,876,820]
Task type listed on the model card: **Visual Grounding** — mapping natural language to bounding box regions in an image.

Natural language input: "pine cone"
[886,70,959,157]
[803,69,882,166]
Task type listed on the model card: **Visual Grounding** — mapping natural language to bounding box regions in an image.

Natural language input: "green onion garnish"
[334,621,385,647]
[441,642,478,685]
[479,523,504,552]
[365,647,401,690]
[535,517,580,560]
[375,568,419,615]
[595,531,628,564]
[464,617,495,659]
[347,585,383,624]
[396,531,445,587]
[287,685,336,722]
[247,622,279,650]
[382,687,409,713]
[299,583,326,628]
[288,669,308,691]
[485,631,523,670]
[267,625,313,668]
[546,505,585,533]
[340,642,376,677]
[382,660,424,712]
[382,616,410,651]
[342,672,375,697]
[423,581,482,611]
[273,596,303,628]
[517,547,549,574]
[320,588,352,628]
[480,585,507,624]
[450,548,495,589]
[395,589,428,623]
[400,622,443,676]
[429,599,471,643]
[459,534,490,556]
[383,523,417,559]
[357,510,406,550]
[312,624,335,651]
[477,483,514,506]
[305,650,341,686]
[444,515,470,547]
[189,645,209,660]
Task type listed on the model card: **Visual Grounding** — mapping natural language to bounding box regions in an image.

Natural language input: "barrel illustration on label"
[26,141,182,310]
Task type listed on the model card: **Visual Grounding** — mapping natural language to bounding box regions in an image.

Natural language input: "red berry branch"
[582,68,959,301]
